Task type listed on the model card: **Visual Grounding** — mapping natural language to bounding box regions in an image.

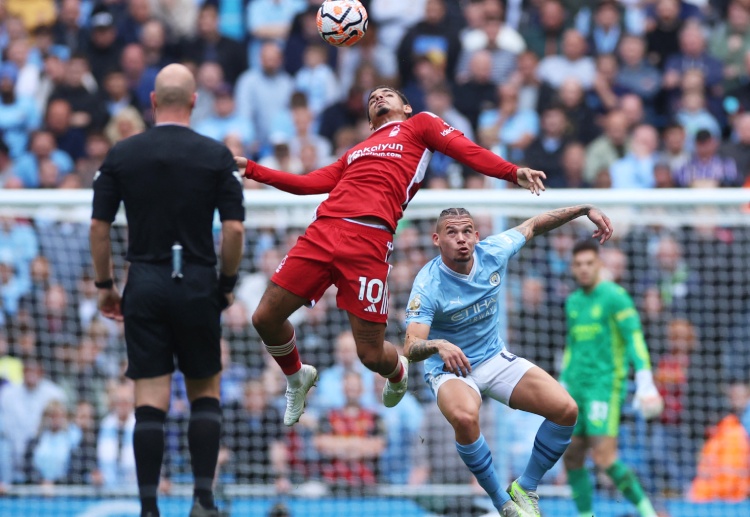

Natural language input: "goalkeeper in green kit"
[562,240,664,517]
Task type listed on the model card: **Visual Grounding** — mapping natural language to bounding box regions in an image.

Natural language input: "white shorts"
[426,349,536,405]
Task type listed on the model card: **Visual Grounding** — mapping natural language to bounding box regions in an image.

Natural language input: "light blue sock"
[518,419,575,491]
[455,434,510,510]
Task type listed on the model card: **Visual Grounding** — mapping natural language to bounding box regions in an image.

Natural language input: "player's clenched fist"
[234,156,249,176]
[436,340,472,377]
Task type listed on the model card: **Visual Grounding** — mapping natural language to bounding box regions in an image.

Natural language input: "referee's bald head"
[152,64,196,110]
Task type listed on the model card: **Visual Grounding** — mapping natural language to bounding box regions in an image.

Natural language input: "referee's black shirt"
[92,125,245,266]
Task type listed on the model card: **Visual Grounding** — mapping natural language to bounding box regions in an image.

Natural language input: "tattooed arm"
[513,204,613,245]
[404,322,472,377]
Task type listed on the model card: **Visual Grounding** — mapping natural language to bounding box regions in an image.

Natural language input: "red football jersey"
[247,112,518,231]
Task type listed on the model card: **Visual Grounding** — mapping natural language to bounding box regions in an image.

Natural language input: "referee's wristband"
[218,273,238,293]
[94,279,114,289]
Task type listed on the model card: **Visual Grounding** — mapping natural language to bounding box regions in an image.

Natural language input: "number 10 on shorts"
[358,277,384,303]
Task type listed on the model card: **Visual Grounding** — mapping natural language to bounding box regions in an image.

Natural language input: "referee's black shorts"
[122,261,222,380]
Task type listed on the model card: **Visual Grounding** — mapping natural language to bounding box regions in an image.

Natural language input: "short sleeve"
[216,148,245,222]
[483,229,526,263]
[91,148,122,223]
[412,112,464,154]
[405,270,437,326]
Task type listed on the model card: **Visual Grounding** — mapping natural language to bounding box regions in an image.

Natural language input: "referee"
[89,64,245,517]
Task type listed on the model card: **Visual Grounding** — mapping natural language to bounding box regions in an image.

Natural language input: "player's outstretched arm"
[234,156,343,195]
[441,136,546,195]
[404,322,471,377]
[513,204,613,244]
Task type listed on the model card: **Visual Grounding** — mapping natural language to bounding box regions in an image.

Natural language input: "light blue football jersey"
[405,229,526,378]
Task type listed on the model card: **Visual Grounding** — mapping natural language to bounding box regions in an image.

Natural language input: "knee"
[251,305,273,334]
[357,347,382,372]
[558,397,579,427]
[448,408,480,435]
[592,448,616,469]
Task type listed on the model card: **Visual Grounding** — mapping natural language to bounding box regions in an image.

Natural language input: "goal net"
[0,187,748,517]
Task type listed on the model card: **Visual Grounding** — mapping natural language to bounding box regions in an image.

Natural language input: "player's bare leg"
[507,367,579,516]
[347,313,408,407]
[133,375,172,517]
[591,437,658,517]
[437,380,519,515]
[185,374,222,517]
[252,282,318,426]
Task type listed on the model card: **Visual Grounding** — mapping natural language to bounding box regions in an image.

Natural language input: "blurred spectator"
[675,92,721,151]
[460,0,525,58]
[609,124,659,188]
[58,336,109,415]
[139,19,179,69]
[294,43,340,117]
[645,0,684,69]
[67,400,101,485]
[14,130,74,188]
[53,0,87,54]
[84,8,124,86]
[0,140,19,188]
[35,284,81,352]
[312,330,377,412]
[641,235,700,317]
[0,330,22,385]
[456,13,518,86]
[0,255,29,317]
[222,379,289,487]
[401,55,448,114]
[689,387,750,502]
[478,83,539,164]
[117,0,151,45]
[314,370,386,487]
[537,29,596,89]
[370,0,428,54]
[248,0,305,72]
[650,318,698,496]
[285,93,333,163]
[49,54,109,131]
[0,357,66,482]
[191,61,224,127]
[0,62,42,159]
[721,112,750,181]
[654,161,676,187]
[195,83,256,150]
[97,382,136,489]
[318,86,367,148]
[119,43,157,112]
[258,136,303,175]
[674,129,741,187]
[658,123,689,173]
[522,104,570,187]
[584,109,629,183]
[337,23,397,94]
[557,77,599,144]
[521,0,567,58]
[396,0,461,87]
[104,105,146,144]
[99,68,141,119]
[148,0,197,41]
[508,50,546,112]
[425,83,474,140]
[663,22,723,103]
[76,132,111,187]
[708,1,750,91]
[616,35,662,108]
[45,98,87,161]
[284,2,338,76]
[372,373,423,484]
[561,142,590,188]
[6,0,55,32]
[36,53,68,114]
[6,37,41,100]
[235,41,294,148]
[586,0,623,56]
[185,3,246,85]
[24,399,82,485]
[452,50,499,131]
[587,53,623,114]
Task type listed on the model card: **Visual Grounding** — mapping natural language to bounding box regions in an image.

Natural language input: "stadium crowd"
[0,0,750,511]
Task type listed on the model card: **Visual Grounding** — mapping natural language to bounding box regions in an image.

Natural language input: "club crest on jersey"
[389,125,400,137]
[489,272,500,286]
[591,305,602,318]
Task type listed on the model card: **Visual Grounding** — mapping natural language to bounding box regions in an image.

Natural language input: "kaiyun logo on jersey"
[347,143,404,164]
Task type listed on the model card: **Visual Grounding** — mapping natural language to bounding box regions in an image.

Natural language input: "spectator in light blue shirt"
[610,124,660,188]
[13,130,74,188]
[195,84,256,151]
[0,62,42,158]
[246,0,306,66]
[478,84,539,165]
[294,44,340,118]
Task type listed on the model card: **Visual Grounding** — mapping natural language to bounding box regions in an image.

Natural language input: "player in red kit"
[234,86,546,426]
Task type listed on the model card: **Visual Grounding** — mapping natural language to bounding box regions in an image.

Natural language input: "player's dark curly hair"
[436,208,473,231]
[366,85,412,121]
[572,239,600,256]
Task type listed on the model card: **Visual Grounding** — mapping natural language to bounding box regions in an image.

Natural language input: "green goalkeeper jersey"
[562,281,652,389]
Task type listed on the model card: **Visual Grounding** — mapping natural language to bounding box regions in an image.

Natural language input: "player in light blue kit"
[404,205,613,517]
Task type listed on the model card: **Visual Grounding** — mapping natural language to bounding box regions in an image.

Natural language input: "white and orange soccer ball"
[316,0,368,47]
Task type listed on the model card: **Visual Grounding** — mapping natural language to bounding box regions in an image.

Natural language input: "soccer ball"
[316,0,368,47]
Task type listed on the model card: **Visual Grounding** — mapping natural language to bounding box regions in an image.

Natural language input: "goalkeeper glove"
[633,370,664,420]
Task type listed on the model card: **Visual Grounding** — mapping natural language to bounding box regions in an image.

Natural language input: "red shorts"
[271,217,393,323]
